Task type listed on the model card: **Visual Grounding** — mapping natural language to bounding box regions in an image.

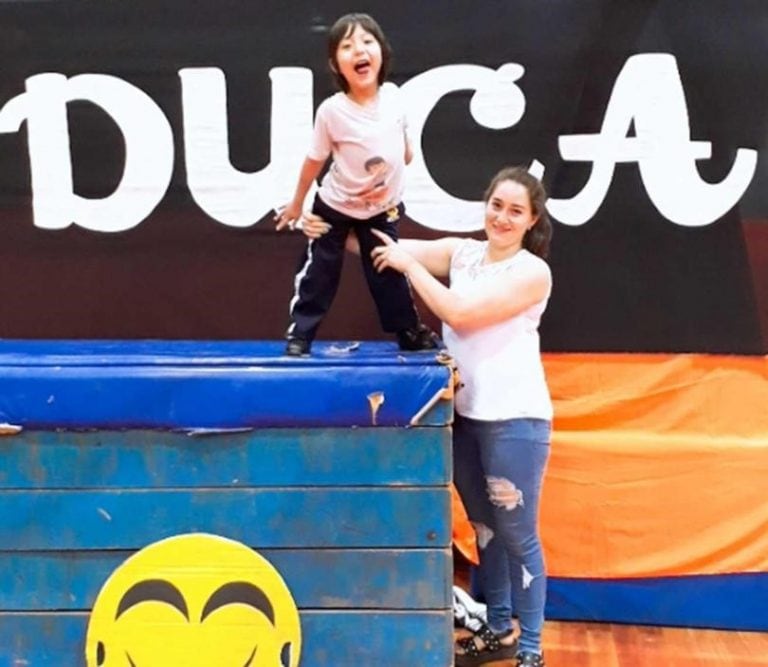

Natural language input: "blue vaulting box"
[0,340,454,666]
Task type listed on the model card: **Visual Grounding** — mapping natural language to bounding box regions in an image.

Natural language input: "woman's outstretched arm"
[370,229,550,332]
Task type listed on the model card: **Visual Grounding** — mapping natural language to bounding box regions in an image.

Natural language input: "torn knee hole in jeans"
[486,476,524,510]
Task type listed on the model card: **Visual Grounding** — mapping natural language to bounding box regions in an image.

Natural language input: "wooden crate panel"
[0,342,455,661]
[0,488,451,550]
[0,610,453,666]
[0,428,451,489]
[0,548,452,610]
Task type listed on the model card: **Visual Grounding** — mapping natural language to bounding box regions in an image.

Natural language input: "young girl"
[275,13,437,356]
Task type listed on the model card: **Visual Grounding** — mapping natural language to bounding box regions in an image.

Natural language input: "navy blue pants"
[286,196,419,341]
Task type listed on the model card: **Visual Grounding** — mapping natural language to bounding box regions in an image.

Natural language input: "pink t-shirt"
[308,82,408,220]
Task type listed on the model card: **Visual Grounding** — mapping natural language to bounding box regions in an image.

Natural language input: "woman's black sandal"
[516,650,546,666]
[455,624,518,666]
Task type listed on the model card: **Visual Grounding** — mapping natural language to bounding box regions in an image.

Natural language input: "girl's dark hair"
[327,13,391,93]
[483,166,552,259]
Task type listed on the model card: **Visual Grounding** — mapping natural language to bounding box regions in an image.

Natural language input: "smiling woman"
[374,166,552,666]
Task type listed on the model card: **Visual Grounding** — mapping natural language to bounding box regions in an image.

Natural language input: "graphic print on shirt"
[360,155,393,209]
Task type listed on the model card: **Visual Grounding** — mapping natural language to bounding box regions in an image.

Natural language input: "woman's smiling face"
[484,178,539,253]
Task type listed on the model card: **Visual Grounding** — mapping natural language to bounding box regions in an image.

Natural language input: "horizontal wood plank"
[0,488,451,549]
[0,548,451,610]
[0,610,453,667]
[0,428,451,489]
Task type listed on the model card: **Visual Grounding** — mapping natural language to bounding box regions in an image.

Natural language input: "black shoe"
[516,651,545,666]
[285,337,310,356]
[455,625,517,667]
[396,324,440,351]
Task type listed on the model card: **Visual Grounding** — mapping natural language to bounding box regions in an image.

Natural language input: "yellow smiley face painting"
[85,533,301,667]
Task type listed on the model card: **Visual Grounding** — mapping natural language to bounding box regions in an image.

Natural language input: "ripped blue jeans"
[453,415,551,655]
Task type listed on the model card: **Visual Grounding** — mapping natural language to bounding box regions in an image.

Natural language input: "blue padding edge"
[0,340,452,429]
[547,573,768,631]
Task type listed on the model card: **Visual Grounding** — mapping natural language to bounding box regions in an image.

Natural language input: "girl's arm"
[370,229,550,332]
[275,157,324,230]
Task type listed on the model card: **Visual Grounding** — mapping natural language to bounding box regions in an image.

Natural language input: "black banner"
[0,0,766,353]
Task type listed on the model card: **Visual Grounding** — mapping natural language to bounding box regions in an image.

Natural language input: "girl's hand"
[274,202,302,231]
[370,228,415,274]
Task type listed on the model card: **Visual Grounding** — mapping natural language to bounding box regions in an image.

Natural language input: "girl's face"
[484,179,539,252]
[333,23,382,94]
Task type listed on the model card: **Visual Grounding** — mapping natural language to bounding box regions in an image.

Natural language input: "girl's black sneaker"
[396,324,441,351]
[285,337,310,356]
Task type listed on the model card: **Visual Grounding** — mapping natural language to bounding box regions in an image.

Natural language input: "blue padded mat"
[0,340,453,429]
[548,573,768,632]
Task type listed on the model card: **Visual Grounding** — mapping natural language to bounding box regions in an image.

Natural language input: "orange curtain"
[454,354,768,578]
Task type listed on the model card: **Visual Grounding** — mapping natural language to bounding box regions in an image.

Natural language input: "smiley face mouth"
[243,646,258,667]
[125,645,257,667]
